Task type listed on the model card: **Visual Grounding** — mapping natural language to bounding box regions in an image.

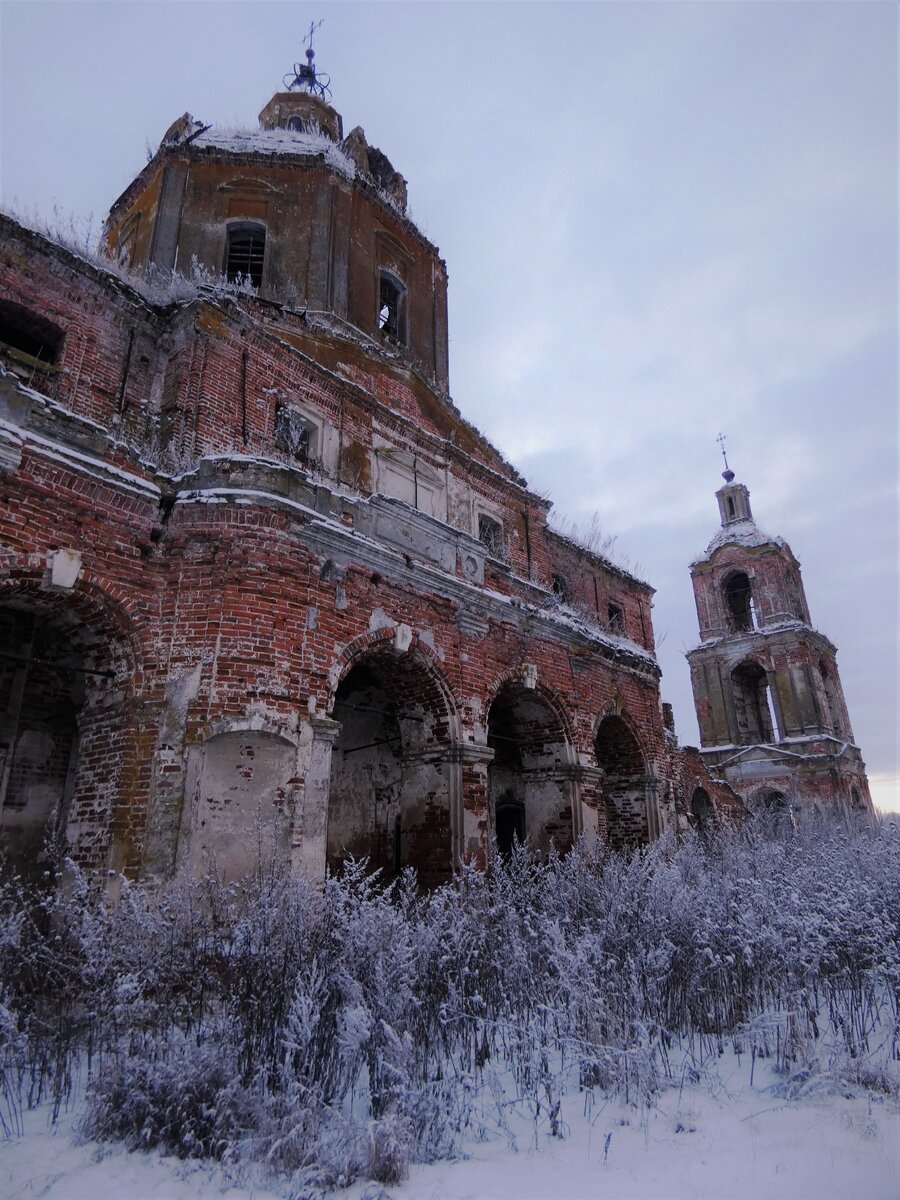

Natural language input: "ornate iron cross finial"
[717,432,735,482]
[304,18,324,54]
[283,18,332,99]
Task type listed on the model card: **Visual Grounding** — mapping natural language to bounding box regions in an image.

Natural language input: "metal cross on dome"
[283,19,332,100]
[717,432,735,482]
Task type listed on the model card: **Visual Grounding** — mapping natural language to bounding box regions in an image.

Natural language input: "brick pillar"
[447,742,494,868]
[644,774,663,841]
[292,715,341,885]
[567,764,605,846]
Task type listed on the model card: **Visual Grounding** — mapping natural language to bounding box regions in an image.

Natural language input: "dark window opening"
[727,496,735,519]
[287,116,305,131]
[495,793,525,858]
[0,300,63,384]
[551,573,570,602]
[378,272,405,342]
[478,514,503,558]
[607,603,625,635]
[731,660,776,744]
[225,222,266,288]
[724,571,755,632]
[274,403,315,463]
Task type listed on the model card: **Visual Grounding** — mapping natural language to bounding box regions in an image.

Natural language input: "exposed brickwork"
[0,92,738,883]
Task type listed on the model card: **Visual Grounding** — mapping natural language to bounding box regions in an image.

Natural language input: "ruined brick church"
[0,53,873,884]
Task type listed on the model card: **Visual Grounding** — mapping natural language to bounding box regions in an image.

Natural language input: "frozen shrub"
[0,822,897,1190]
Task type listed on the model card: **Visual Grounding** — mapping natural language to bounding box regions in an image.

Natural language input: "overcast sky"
[1,1,897,810]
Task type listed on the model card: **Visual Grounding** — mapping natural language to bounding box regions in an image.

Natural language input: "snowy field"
[2,829,898,1199]
[3,1056,898,1200]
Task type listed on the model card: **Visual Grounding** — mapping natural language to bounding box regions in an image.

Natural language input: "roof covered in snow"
[191,126,357,179]
[694,517,786,564]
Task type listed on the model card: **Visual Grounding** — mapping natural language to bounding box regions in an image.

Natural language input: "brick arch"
[0,566,145,694]
[482,668,576,753]
[484,673,578,857]
[0,569,147,878]
[591,704,649,768]
[594,711,650,851]
[326,628,459,886]
[328,626,459,733]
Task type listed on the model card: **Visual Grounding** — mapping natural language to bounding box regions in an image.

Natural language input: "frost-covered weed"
[0,824,897,1190]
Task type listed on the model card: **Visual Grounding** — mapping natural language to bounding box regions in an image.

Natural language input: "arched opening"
[328,648,454,886]
[753,788,794,834]
[723,571,756,632]
[731,661,776,744]
[595,715,649,851]
[486,683,574,858]
[0,596,135,880]
[690,787,715,840]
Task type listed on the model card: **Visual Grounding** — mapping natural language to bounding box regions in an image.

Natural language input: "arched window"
[377,271,406,342]
[724,571,756,632]
[225,222,266,288]
[731,660,776,744]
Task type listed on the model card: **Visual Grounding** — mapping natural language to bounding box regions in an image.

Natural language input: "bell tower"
[686,456,874,825]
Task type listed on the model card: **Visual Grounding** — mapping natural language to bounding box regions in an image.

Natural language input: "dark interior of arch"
[690,786,715,837]
[754,787,793,832]
[0,597,133,879]
[595,715,648,851]
[327,650,453,886]
[487,683,572,858]
[724,572,754,632]
[731,661,774,744]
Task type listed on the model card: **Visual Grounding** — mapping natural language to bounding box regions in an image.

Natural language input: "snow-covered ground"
[4,1054,897,1200]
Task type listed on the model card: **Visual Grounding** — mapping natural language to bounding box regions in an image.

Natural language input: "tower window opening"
[724,571,756,632]
[478,514,503,558]
[378,272,405,342]
[607,603,625,635]
[0,300,63,383]
[727,496,735,519]
[225,222,266,288]
[731,660,776,744]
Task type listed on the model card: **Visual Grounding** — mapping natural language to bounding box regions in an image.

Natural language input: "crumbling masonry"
[0,81,871,883]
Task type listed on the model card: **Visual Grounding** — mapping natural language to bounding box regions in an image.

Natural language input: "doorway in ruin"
[327,647,455,886]
[753,787,795,834]
[486,682,575,858]
[0,599,134,880]
[595,715,649,851]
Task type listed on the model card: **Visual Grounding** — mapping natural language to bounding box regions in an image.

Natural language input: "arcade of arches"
[1,596,669,885]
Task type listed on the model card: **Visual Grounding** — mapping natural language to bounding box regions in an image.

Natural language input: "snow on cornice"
[693,517,786,565]
[191,125,357,179]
